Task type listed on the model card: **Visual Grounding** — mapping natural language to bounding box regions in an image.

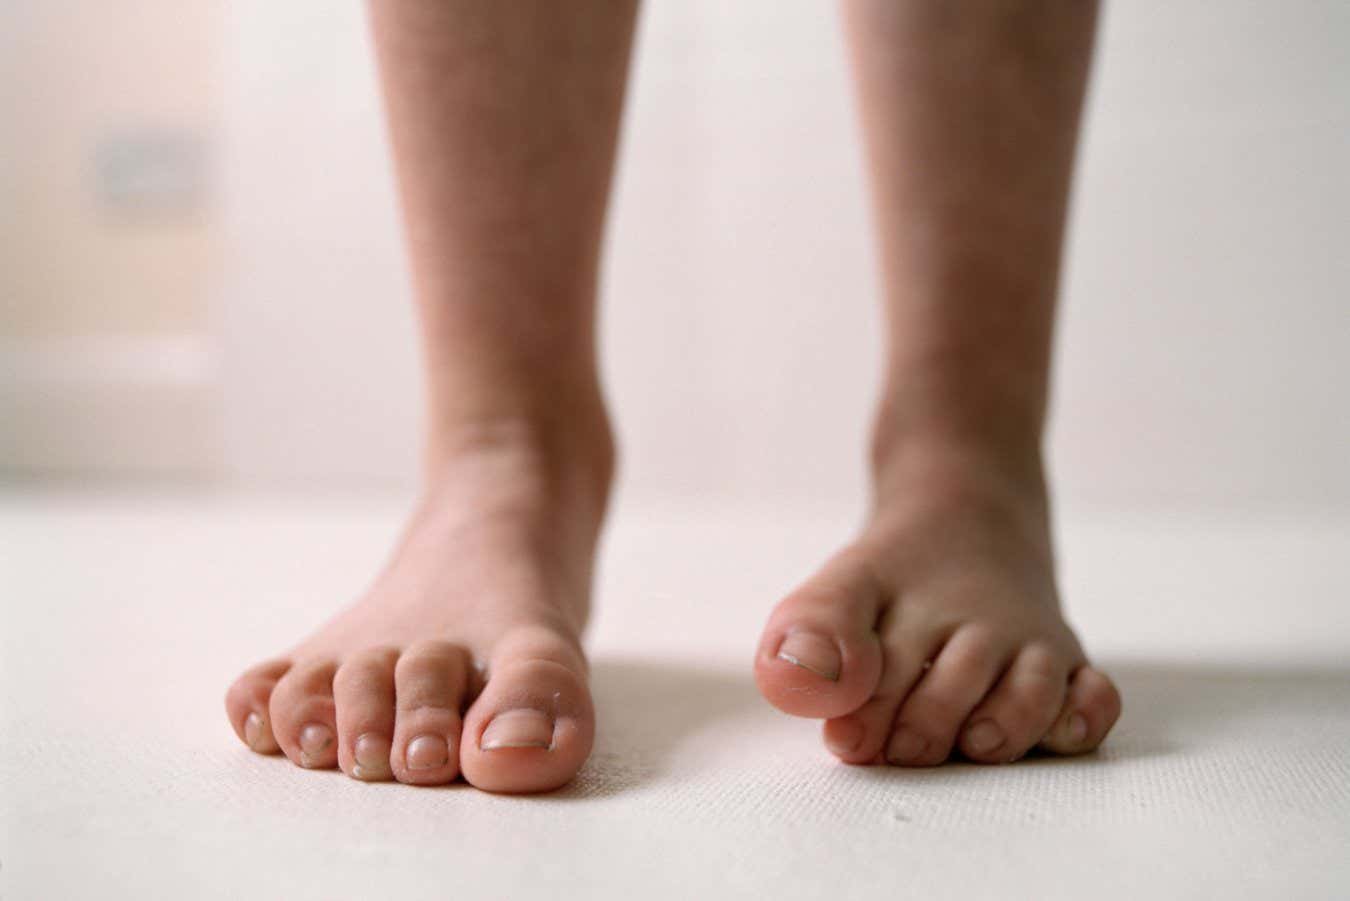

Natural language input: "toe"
[822,619,950,765]
[885,626,1011,766]
[755,546,886,719]
[459,629,593,794]
[333,647,400,782]
[391,639,473,786]
[268,657,340,769]
[1038,665,1122,755]
[958,643,1070,763]
[225,658,290,754]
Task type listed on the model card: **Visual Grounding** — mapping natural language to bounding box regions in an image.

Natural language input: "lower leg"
[756,0,1121,765]
[224,0,638,793]
[852,0,1092,485]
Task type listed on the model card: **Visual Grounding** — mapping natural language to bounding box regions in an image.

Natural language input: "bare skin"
[755,0,1122,765]
[225,0,636,793]
[226,0,1121,791]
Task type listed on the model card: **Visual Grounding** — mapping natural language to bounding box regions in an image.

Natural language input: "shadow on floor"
[555,657,1350,797]
[900,659,1349,781]
[1104,658,1350,751]
[550,656,760,800]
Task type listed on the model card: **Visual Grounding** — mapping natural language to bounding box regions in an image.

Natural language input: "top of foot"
[755,457,1122,766]
[225,430,611,793]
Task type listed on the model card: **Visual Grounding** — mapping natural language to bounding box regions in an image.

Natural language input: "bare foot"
[755,446,1121,766]
[225,421,612,792]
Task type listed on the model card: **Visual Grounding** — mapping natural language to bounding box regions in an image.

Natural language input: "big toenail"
[886,726,928,763]
[776,632,840,681]
[480,709,553,751]
[965,720,1005,754]
[406,734,449,770]
[1067,713,1088,744]
[352,733,392,780]
[298,723,333,766]
[244,712,266,750]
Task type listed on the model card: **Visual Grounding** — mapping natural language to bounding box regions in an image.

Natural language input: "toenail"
[886,725,928,763]
[480,709,553,751]
[352,733,392,780]
[1067,713,1088,744]
[406,734,449,771]
[824,718,865,756]
[775,632,841,681]
[965,720,1005,755]
[244,712,266,750]
[298,723,333,767]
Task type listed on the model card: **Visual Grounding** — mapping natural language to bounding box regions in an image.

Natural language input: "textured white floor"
[2,491,1348,899]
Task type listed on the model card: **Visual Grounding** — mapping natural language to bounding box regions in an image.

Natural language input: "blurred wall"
[1,0,219,474]
[7,1,1349,515]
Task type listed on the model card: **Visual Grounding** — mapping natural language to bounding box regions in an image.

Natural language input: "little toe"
[958,644,1070,764]
[333,647,400,782]
[755,546,886,719]
[268,657,339,770]
[225,658,290,754]
[459,630,593,794]
[391,640,473,786]
[1038,665,1122,755]
[885,627,1010,766]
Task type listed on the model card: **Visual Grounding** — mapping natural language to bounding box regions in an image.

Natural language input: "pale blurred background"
[5,7,1350,897]
[3,0,1347,513]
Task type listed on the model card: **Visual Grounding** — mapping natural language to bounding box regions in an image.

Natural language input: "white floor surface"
[2,491,1347,899]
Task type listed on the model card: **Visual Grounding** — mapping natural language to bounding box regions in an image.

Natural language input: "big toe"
[458,628,593,794]
[754,547,885,719]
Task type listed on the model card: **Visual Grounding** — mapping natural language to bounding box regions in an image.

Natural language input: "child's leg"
[224,0,637,792]
[755,0,1121,765]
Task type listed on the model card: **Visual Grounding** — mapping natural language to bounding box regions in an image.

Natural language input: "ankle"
[868,353,1048,485]
[867,424,1049,525]
[422,407,616,513]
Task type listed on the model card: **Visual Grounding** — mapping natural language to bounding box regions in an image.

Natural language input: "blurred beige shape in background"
[1,0,219,475]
